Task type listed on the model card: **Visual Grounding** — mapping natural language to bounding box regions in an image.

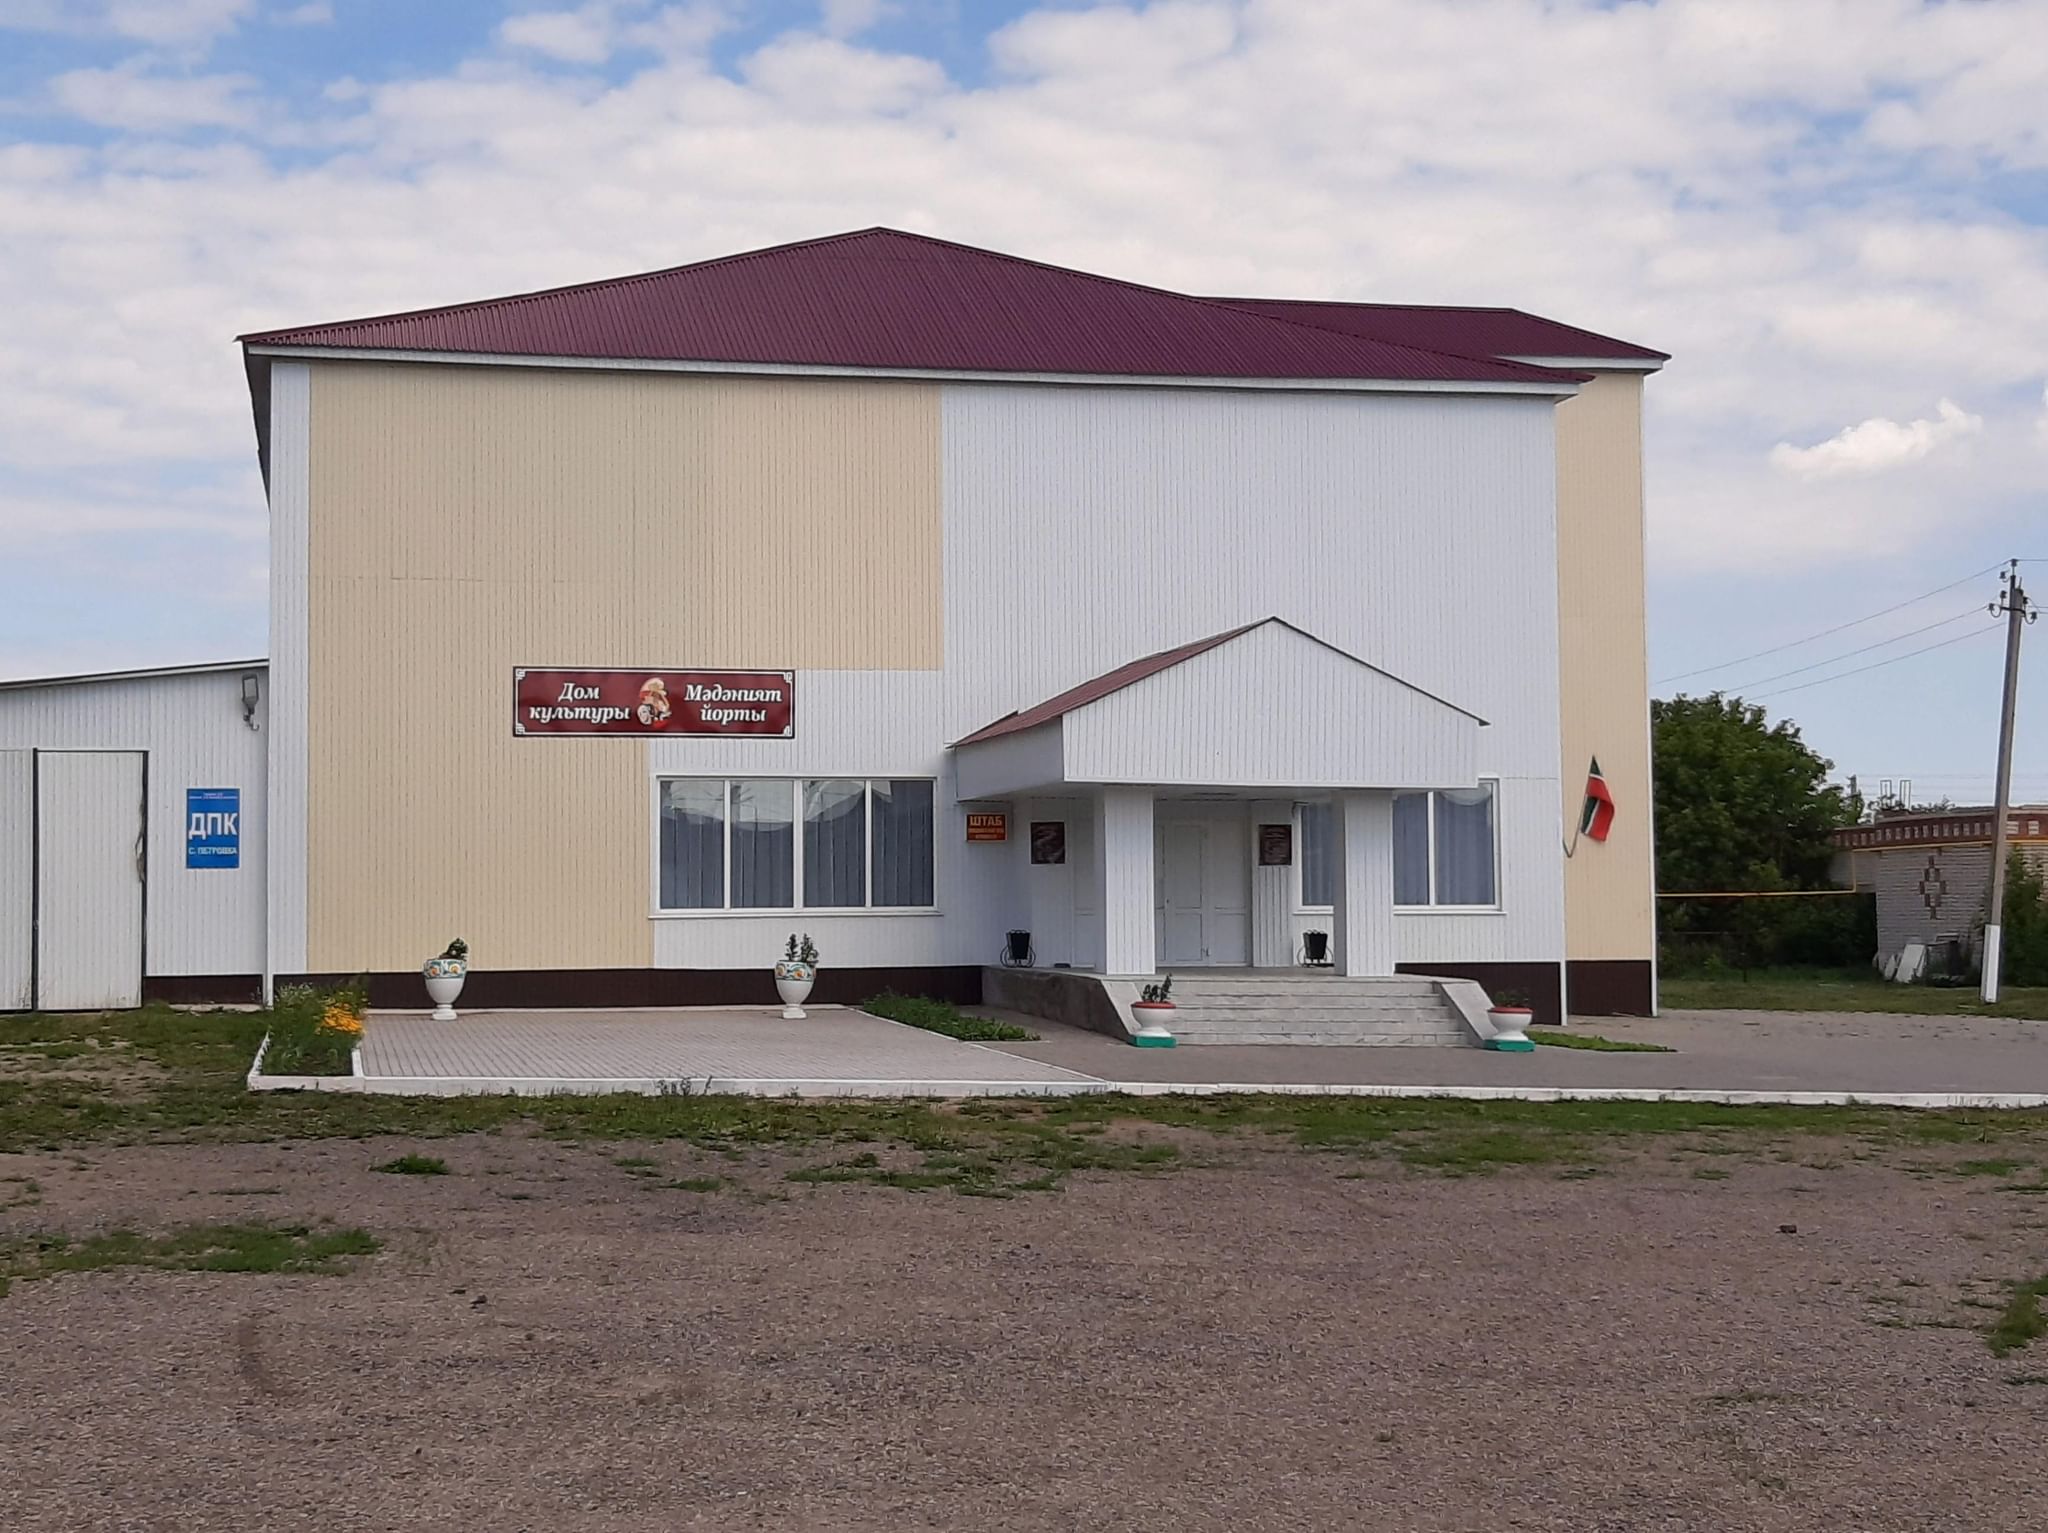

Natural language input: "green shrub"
[2000,852,2048,988]
[863,992,1038,1042]
[259,981,363,1076]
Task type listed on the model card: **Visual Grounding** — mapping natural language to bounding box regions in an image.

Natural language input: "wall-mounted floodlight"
[241,673,262,731]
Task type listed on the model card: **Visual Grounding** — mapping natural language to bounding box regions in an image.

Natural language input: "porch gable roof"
[951,618,1486,799]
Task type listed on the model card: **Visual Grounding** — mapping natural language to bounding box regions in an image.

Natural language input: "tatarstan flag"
[1579,758,1615,842]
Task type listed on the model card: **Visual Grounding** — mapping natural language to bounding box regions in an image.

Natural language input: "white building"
[1,229,1664,1028]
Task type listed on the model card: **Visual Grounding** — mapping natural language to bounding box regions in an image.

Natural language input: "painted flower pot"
[1485,1005,1535,1052]
[774,961,816,1019]
[1130,1000,1177,1049]
[423,957,467,1021]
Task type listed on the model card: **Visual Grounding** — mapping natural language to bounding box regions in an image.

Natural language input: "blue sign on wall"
[186,788,241,869]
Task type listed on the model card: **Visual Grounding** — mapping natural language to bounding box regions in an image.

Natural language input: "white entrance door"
[1155,815,1250,966]
[34,751,146,1011]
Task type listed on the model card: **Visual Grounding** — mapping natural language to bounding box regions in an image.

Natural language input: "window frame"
[1293,780,1503,915]
[650,775,941,916]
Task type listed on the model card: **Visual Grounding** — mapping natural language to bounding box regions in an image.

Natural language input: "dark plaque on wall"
[1258,823,1294,866]
[1030,821,1066,865]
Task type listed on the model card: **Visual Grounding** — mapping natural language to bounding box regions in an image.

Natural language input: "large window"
[659,778,935,911]
[1298,783,1499,911]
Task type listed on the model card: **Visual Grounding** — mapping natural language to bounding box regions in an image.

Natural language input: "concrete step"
[1167,996,1455,1015]
[1170,1029,1471,1046]
[1167,978,1442,996]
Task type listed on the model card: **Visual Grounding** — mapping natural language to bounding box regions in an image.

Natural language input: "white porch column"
[1331,789,1396,977]
[1249,798,1297,968]
[1094,786,1157,977]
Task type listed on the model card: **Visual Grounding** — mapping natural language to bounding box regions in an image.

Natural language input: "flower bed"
[863,992,1038,1042]
[258,982,366,1076]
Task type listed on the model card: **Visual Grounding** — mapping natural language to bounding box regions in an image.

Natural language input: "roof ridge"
[241,226,1581,382]
[237,226,896,343]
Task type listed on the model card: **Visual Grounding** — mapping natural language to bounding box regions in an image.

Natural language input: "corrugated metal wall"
[0,671,268,983]
[1554,372,1655,963]
[0,751,29,1007]
[304,361,942,973]
[942,381,1567,971]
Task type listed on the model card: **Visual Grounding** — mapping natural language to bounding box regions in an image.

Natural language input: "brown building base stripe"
[142,974,264,1006]
[1395,960,1564,1030]
[1564,959,1655,1017]
[280,966,986,1013]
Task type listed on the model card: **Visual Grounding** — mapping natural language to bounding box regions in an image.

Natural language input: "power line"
[1655,562,2001,685]
[1747,622,2003,701]
[1715,607,1985,692]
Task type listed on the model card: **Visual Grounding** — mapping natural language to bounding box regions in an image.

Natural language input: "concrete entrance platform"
[982,1007,2048,1104]
[346,1008,1105,1097]
[252,1004,2048,1107]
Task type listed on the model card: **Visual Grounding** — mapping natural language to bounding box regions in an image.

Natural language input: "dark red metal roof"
[240,228,1582,387]
[954,621,1265,746]
[1214,297,1666,364]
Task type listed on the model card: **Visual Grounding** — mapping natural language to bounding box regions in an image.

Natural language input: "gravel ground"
[2,1130,2046,1532]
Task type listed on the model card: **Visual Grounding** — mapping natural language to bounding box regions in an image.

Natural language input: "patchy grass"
[1956,1158,2027,1177]
[6,1008,2048,1197]
[1661,967,2048,1020]
[0,1222,378,1297]
[1986,1275,2048,1357]
[1531,1030,1674,1053]
[663,1176,726,1193]
[863,993,1039,1042]
[371,1155,448,1176]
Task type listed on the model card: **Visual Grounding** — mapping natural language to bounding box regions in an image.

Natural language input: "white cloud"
[49,63,258,130]
[3,0,2048,682]
[1770,399,1985,481]
[498,5,620,63]
[274,1,332,23]
[819,0,894,38]
[0,0,257,45]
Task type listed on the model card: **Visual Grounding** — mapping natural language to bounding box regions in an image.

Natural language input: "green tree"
[1652,695,1869,969]
[1652,694,1859,894]
[1997,850,2048,988]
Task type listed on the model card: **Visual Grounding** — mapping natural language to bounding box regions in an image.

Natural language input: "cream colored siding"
[1555,372,1655,962]
[304,362,941,972]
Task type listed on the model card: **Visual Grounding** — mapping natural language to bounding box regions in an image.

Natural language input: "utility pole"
[1982,562,2033,1003]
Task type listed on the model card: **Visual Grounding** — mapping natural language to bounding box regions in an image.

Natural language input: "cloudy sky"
[3,0,2045,799]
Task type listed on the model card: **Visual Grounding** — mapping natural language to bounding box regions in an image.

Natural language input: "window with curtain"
[659,780,726,910]
[730,779,794,908]
[1296,783,1499,910]
[1299,801,1335,908]
[803,780,867,908]
[872,779,935,907]
[657,778,936,910]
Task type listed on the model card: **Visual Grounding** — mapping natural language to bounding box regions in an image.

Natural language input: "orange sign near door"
[966,812,1009,843]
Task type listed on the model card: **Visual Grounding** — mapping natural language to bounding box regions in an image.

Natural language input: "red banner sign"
[514,668,794,737]
[966,812,1009,843]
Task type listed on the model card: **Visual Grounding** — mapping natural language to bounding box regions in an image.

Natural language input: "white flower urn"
[423,956,467,1021]
[774,961,815,1019]
[1485,1004,1535,1052]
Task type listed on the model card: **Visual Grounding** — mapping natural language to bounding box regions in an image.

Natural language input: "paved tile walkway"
[289,1004,2048,1105]
[357,1007,1103,1093]
[983,1007,2048,1097]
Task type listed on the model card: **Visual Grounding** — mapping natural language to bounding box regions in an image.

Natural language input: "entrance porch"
[951,618,1491,982]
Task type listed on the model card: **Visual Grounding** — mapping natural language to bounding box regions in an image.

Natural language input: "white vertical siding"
[0,752,29,1008]
[1097,786,1156,975]
[645,669,1018,970]
[944,382,1566,969]
[34,751,145,1010]
[1060,620,1479,789]
[1248,797,1294,967]
[1332,790,1396,976]
[0,671,269,981]
[267,362,311,981]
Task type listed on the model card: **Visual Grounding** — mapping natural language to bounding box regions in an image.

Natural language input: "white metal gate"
[3,750,147,1012]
